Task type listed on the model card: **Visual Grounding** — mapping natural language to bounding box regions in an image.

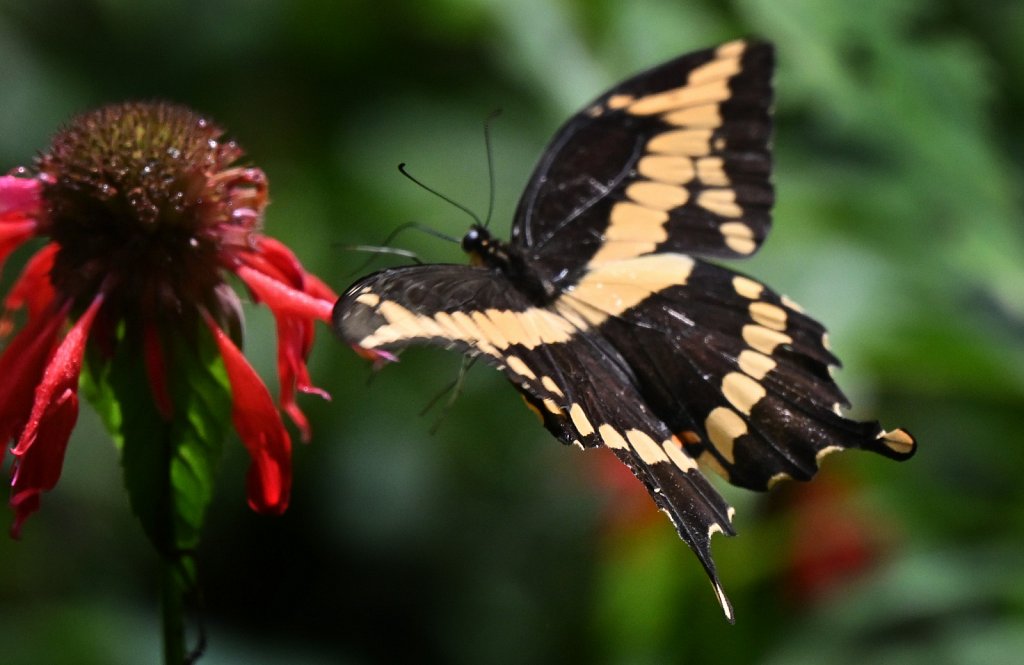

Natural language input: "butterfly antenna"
[406,222,460,245]
[399,162,483,227]
[338,221,428,275]
[482,109,502,229]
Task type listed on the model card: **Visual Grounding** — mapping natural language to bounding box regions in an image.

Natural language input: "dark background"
[1,0,1023,663]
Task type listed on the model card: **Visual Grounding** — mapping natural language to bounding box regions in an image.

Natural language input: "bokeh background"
[2,0,1023,663]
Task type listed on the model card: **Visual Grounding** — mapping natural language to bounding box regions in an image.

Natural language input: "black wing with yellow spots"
[333,40,916,622]
[511,40,774,289]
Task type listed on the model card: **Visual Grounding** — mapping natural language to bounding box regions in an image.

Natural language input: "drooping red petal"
[12,293,103,456]
[143,322,174,420]
[244,236,305,287]
[233,262,333,440]
[235,263,334,322]
[0,220,36,276]
[203,312,292,515]
[272,314,329,442]
[0,300,68,447]
[7,293,102,537]
[9,389,77,538]
[1,244,58,337]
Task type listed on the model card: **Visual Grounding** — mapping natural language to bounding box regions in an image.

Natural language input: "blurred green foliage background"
[2,0,1023,663]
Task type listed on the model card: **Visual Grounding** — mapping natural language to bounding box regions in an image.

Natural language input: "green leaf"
[81,323,232,554]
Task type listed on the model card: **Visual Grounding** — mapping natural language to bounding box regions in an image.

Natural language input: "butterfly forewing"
[512,40,774,286]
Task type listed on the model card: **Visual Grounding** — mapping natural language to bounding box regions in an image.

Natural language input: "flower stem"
[160,553,189,665]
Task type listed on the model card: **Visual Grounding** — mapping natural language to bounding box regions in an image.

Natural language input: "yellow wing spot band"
[636,155,728,188]
[662,436,698,472]
[625,40,744,127]
[355,292,381,307]
[647,128,714,157]
[879,428,916,456]
[570,254,696,320]
[598,424,629,451]
[697,188,742,218]
[626,430,671,465]
[737,349,776,380]
[721,372,767,415]
[606,93,635,110]
[695,157,728,186]
[780,294,805,313]
[625,181,690,211]
[637,155,696,184]
[505,355,537,380]
[720,221,757,254]
[688,53,742,85]
[358,254,697,360]
[359,300,578,352]
[749,301,788,331]
[569,403,595,437]
[470,310,509,348]
[663,104,721,128]
[540,375,564,397]
[732,275,763,300]
[741,324,792,355]
[542,398,561,415]
[705,406,746,463]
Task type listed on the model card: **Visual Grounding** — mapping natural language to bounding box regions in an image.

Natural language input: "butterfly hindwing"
[572,258,915,490]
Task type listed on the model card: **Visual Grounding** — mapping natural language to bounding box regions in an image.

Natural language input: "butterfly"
[332,40,916,621]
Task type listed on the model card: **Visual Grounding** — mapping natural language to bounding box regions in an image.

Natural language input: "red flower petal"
[0,175,42,219]
[2,244,58,337]
[0,220,36,277]
[12,293,103,456]
[235,264,334,322]
[246,236,305,286]
[0,176,42,278]
[9,388,78,538]
[7,293,102,537]
[234,262,333,440]
[203,312,292,515]
[0,301,67,446]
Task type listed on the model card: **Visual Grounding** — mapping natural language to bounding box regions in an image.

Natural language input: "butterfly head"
[461,224,493,267]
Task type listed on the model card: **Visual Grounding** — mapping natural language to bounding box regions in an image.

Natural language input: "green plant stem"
[161,555,187,665]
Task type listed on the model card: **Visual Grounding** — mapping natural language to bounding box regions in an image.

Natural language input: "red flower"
[0,102,335,536]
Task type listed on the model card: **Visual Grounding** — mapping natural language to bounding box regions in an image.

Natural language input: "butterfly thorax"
[461,224,556,303]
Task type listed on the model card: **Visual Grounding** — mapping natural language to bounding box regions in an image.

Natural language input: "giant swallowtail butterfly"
[332,40,916,621]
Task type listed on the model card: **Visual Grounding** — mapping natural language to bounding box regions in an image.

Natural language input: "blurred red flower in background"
[782,477,888,604]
